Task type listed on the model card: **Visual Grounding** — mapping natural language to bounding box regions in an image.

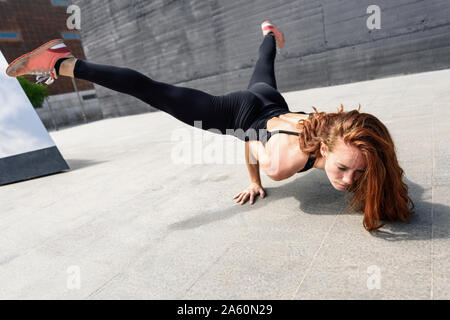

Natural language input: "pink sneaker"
[261,20,285,49]
[5,39,74,85]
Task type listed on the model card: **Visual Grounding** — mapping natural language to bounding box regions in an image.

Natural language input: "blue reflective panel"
[62,33,80,39]
[0,32,19,39]
[51,0,70,6]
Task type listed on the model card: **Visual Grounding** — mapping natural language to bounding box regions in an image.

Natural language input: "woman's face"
[321,138,366,191]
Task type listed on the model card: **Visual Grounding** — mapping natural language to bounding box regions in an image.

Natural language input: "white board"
[0,50,56,158]
[0,50,69,185]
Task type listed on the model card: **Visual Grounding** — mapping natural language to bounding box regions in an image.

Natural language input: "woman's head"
[319,137,367,191]
[297,105,415,231]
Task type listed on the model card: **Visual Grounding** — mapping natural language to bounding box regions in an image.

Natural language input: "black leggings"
[74,34,282,138]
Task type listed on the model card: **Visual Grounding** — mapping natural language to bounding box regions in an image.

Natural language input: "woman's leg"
[60,58,235,133]
[247,34,277,90]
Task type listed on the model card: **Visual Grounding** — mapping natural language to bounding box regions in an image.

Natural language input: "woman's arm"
[245,141,261,184]
[265,136,308,180]
[246,137,307,182]
[246,140,279,181]
[252,136,308,181]
[233,141,266,205]
[235,139,304,205]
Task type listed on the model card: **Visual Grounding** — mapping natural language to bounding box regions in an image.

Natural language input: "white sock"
[51,43,67,49]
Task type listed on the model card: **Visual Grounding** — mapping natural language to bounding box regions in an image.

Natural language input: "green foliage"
[17,76,49,109]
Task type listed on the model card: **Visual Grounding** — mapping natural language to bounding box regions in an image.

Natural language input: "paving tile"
[1,69,449,299]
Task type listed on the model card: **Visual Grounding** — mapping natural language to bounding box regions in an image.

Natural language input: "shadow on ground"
[167,171,448,242]
[65,159,108,171]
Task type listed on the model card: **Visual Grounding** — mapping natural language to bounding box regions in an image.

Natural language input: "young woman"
[6,21,414,231]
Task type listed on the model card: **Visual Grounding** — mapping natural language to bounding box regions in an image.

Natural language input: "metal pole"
[45,97,58,131]
[71,78,88,123]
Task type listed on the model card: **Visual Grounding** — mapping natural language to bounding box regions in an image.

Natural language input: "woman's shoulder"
[264,131,310,178]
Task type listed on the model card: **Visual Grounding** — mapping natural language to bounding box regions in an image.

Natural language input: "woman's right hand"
[233,182,266,205]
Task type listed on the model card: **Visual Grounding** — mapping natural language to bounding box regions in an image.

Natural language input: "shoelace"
[35,74,55,85]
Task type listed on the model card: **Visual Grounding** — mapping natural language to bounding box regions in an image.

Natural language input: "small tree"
[17,76,49,109]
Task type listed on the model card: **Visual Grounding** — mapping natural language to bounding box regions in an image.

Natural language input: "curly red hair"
[297,105,415,231]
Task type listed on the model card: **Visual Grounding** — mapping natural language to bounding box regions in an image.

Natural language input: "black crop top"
[265,130,316,173]
[256,111,314,146]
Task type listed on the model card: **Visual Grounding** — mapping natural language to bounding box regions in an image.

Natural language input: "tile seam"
[430,96,436,300]
[290,208,343,299]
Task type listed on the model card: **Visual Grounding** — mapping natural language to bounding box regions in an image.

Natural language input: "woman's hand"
[233,182,266,205]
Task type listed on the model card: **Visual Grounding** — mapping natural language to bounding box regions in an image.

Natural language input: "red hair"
[297,105,415,231]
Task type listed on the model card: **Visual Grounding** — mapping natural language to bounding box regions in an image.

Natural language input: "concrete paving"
[0,69,449,300]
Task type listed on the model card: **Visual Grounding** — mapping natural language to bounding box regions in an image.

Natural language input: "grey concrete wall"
[73,0,450,118]
[37,90,103,131]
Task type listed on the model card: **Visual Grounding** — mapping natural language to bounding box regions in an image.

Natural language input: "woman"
[6,21,414,231]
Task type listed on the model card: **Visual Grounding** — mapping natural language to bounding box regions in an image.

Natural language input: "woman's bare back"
[266,112,310,132]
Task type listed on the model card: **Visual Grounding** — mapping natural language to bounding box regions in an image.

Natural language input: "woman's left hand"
[233,182,266,205]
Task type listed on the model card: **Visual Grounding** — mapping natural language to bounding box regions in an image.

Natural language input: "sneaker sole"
[6,39,64,77]
[261,21,285,48]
